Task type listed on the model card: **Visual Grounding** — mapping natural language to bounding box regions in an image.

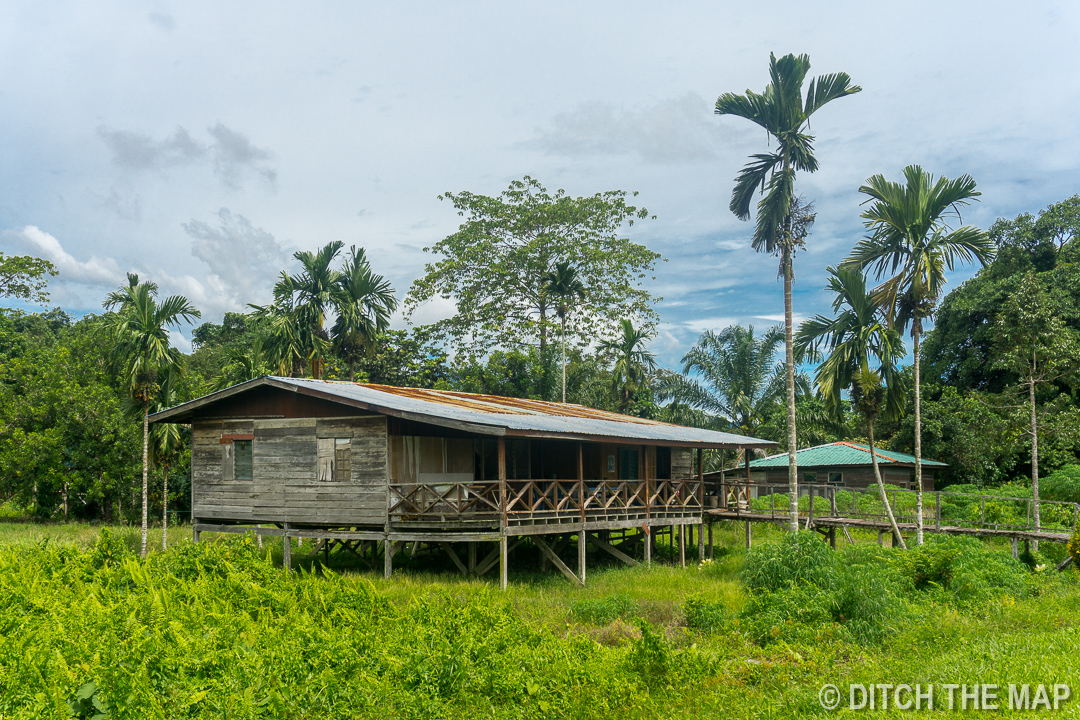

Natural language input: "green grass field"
[0,520,1077,719]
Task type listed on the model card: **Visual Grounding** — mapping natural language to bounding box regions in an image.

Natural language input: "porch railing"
[388,477,703,524]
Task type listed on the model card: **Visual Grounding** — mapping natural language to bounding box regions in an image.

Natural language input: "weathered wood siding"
[672,447,694,479]
[192,416,388,526]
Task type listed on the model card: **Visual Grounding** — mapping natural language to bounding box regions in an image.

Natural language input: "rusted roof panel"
[150,376,778,449]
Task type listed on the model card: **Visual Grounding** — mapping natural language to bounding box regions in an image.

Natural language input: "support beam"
[708,521,714,561]
[384,537,392,579]
[678,524,686,567]
[578,529,587,585]
[745,520,752,549]
[440,542,469,575]
[1056,555,1074,572]
[499,534,508,590]
[498,437,508,590]
[589,533,639,566]
[534,536,584,586]
[476,539,521,576]
[283,523,291,571]
[468,542,477,575]
[1012,537,1019,560]
[644,525,652,567]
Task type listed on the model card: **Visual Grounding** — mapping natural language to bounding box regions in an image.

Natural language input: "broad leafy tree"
[993,272,1080,541]
[845,165,994,544]
[541,261,586,402]
[0,253,57,304]
[796,265,907,546]
[405,176,660,392]
[104,274,200,557]
[716,52,860,531]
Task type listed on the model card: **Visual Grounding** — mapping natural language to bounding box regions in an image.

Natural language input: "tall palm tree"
[105,273,200,557]
[150,372,183,551]
[716,52,861,531]
[796,265,907,547]
[601,319,657,413]
[844,165,993,545]
[331,247,398,380]
[541,261,586,402]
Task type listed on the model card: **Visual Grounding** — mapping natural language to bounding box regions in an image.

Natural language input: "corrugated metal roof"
[150,376,778,449]
[749,441,947,468]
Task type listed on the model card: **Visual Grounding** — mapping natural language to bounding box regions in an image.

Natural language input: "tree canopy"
[404,176,661,359]
[0,252,57,304]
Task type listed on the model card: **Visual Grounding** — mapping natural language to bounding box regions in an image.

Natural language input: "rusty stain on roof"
[353,381,662,425]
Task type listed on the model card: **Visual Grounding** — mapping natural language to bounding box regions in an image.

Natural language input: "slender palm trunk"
[913,322,924,545]
[162,463,169,551]
[1030,370,1040,551]
[561,316,567,403]
[783,244,799,532]
[141,400,149,558]
[869,422,907,549]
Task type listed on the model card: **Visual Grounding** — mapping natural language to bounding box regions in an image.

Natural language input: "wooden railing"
[715,480,1080,534]
[389,477,703,524]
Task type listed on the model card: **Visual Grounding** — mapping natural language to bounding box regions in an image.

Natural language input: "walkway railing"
[715,480,1080,534]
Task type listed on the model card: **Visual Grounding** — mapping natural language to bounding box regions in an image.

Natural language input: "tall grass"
[0,524,1076,719]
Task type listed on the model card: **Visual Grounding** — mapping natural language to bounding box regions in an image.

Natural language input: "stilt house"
[150,377,776,586]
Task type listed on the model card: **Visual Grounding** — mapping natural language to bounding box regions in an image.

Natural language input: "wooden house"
[150,376,776,586]
[743,441,946,492]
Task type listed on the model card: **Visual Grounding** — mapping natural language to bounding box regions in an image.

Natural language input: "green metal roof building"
[745,442,946,492]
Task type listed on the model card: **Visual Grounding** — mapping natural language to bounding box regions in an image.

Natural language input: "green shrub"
[741,531,836,595]
[628,619,670,679]
[683,596,730,633]
[569,593,637,624]
[889,535,1028,605]
[1043,465,1080,504]
[739,583,835,645]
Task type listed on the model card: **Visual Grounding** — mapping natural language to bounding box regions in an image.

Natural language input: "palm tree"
[796,265,907,547]
[844,165,994,545]
[150,372,183,551]
[105,273,200,557]
[716,52,861,531]
[601,319,657,413]
[215,333,273,389]
[541,261,586,402]
[659,325,800,434]
[331,247,398,380]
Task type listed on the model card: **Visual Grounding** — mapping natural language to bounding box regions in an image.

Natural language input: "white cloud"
[4,226,124,286]
[681,316,739,334]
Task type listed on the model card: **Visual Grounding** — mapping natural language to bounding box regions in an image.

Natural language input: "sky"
[1,1,1078,367]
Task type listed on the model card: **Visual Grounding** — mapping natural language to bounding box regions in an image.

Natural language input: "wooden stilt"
[1012,537,1019,560]
[578,529,587,585]
[678,525,686,567]
[745,520,752,549]
[283,524,292,571]
[499,534,508,590]
[384,537,393,578]
[708,521,714,561]
[829,527,836,549]
[193,526,201,543]
[468,541,477,575]
[878,530,885,546]
[644,526,652,566]
[697,523,705,563]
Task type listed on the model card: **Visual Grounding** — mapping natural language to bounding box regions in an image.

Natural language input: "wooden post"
[829,527,836,549]
[383,537,392,578]
[644,525,652,566]
[468,542,477,575]
[283,523,291,571]
[579,443,586,524]
[877,530,884,546]
[678,524,686,567]
[697,522,704,563]
[708,520,714,561]
[578,529,587,585]
[498,438,508,591]
[1012,537,1019,560]
[745,520,752,548]
[192,526,200,543]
